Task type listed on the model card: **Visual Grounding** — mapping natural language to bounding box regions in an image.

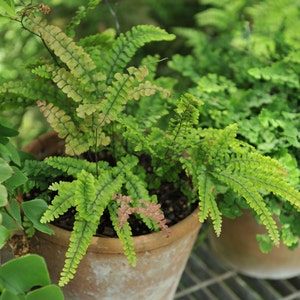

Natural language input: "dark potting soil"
[25,148,197,238]
[52,181,197,238]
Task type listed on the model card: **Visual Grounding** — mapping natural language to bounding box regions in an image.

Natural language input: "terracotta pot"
[25,132,201,299]
[23,131,65,160]
[209,211,300,279]
[33,209,200,300]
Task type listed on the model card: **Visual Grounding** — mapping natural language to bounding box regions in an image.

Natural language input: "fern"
[59,219,98,286]
[37,101,77,138]
[248,62,299,88]
[197,171,222,236]
[124,171,159,231]
[64,0,102,38]
[108,201,136,266]
[0,80,60,109]
[21,160,64,193]
[42,169,124,286]
[40,181,75,223]
[214,169,280,244]
[25,15,102,91]
[103,25,175,84]
[174,118,300,246]
[3,4,300,288]
[44,156,107,177]
[40,154,170,286]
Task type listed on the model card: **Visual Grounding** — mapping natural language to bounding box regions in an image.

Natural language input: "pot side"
[26,131,202,299]
[209,211,300,279]
[33,209,200,300]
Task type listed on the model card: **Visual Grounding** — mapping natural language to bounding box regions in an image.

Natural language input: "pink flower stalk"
[113,193,170,236]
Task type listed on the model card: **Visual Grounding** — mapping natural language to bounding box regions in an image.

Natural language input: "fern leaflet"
[104,25,175,84]
[40,181,75,223]
[44,156,107,177]
[108,202,136,266]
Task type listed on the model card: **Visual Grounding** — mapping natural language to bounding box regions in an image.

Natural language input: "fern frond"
[197,172,222,236]
[59,174,124,285]
[97,66,154,126]
[108,202,136,266]
[248,62,299,88]
[214,170,280,245]
[31,64,54,79]
[76,103,103,118]
[169,94,203,138]
[75,170,97,223]
[27,16,98,88]
[222,153,300,211]
[21,160,63,193]
[200,124,239,164]
[124,170,160,231]
[40,181,75,223]
[51,67,91,103]
[37,101,77,140]
[52,169,125,286]
[0,80,58,109]
[140,54,161,81]
[104,25,175,84]
[78,29,116,50]
[125,172,151,202]
[129,80,171,100]
[37,101,107,155]
[65,129,110,156]
[44,156,106,177]
[59,219,97,286]
[65,0,102,38]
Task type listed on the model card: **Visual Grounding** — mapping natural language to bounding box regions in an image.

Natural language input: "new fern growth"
[1,2,300,288]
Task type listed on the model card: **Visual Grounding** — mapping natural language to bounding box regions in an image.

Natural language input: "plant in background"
[0,254,64,300]
[0,119,63,299]
[0,254,64,299]
[0,119,53,249]
[168,0,300,251]
[0,0,300,287]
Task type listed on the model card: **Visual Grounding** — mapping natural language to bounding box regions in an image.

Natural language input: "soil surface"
[53,181,197,237]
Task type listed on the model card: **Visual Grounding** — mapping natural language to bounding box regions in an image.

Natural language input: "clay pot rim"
[39,207,200,254]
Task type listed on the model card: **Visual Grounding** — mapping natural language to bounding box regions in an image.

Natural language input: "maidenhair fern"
[178,120,300,245]
[1,3,300,288]
[41,155,169,286]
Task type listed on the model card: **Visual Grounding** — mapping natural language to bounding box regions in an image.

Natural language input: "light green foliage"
[0,8,174,284]
[169,0,300,250]
[41,155,157,285]
[3,13,173,157]
[103,25,175,84]
[177,120,300,244]
[0,0,16,18]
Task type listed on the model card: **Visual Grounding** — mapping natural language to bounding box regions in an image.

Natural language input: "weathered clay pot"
[209,211,300,279]
[33,209,200,300]
[25,131,202,299]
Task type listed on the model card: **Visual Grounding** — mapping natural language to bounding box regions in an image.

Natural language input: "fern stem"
[105,0,120,35]
[19,16,61,67]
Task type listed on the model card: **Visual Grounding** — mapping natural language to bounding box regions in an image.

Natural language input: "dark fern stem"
[105,0,121,36]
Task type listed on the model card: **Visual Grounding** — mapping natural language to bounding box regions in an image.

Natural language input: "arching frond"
[44,156,106,177]
[103,25,175,84]
[40,181,75,223]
